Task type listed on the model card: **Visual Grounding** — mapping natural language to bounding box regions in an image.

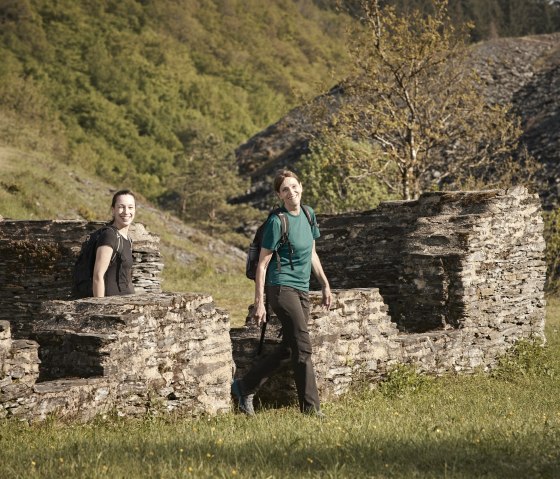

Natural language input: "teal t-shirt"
[262,206,320,291]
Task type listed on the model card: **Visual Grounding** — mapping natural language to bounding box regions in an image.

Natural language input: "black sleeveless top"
[96,228,135,296]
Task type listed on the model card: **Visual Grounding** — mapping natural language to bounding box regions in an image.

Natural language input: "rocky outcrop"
[234,33,560,209]
[471,34,560,208]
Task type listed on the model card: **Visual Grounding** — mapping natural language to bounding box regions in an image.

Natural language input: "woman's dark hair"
[273,169,301,193]
[111,189,135,207]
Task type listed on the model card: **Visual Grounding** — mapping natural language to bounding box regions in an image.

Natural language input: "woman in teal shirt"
[232,169,332,416]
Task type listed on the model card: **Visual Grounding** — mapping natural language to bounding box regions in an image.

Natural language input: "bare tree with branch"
[304,0,533,202]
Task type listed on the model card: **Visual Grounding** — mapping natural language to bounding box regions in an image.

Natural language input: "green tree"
[299,135,395,213]
[312,0,528,201]
[168,131,249,236]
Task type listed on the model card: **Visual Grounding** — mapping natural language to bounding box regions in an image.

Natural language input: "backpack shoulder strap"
[268,208,292,272]
[267,207,289,243]
[103,225,123,264]
[276,212,289,243]
[115,232,123,257]
[301,205,315,227]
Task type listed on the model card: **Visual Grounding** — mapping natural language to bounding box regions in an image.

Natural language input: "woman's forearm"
[253,249,273,324]
[92,275,105,297]
[254,261,267,305]
[311,250,330,288]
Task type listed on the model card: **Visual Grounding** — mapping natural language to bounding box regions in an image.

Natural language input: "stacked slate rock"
[315,187,546,373]
[0,220,163,338]
[1,293,232,421]
[0,321,41,418]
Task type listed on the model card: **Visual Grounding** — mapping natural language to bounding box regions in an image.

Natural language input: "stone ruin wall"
[0,187,548,420]
[314,187,546,337]
[234,187,546,405]
[1,293,232,421]
[313,187,546,376]
[0,220,163,338]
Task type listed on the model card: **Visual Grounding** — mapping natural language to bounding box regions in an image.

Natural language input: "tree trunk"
[402,166,414,201]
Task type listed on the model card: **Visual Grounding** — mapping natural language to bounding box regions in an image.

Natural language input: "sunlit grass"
[2,373,558,478]
[0,147,106,221]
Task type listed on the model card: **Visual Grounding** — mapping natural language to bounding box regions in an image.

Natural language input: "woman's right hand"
[253,248,273,326]
[252,301,267,326]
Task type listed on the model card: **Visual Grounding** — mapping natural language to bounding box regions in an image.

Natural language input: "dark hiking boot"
[231,379,255,416]
[303,407,326,419]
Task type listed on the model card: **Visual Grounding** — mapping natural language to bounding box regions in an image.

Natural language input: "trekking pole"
[257,296,269,356]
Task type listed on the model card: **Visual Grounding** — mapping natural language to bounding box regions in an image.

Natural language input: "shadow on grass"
[43,428,559,478]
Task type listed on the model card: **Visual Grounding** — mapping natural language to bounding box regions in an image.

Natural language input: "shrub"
[377,363,433,399]
[299,137,394,214]
[492,338,555,382]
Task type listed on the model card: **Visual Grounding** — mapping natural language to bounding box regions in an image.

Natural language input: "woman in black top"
[92,189,136,297]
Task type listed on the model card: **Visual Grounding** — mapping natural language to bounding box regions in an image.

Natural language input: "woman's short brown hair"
[273,169,301,193]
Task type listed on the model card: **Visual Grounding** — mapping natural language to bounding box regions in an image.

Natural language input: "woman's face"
[277,176,302,208]
[112,194,136,229]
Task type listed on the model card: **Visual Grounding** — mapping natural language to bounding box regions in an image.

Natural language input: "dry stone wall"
[1,321,40,388]
[0,187,548,419]
[0,220,162,338]
[314,187,546,337]
[1,293,232,421]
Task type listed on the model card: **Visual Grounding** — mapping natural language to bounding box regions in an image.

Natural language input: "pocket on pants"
[299,290,310,311]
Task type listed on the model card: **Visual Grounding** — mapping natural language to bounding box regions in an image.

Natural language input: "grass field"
[1,298,559,478]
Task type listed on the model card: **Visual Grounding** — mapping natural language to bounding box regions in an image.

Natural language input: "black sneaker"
[231,379,255,416]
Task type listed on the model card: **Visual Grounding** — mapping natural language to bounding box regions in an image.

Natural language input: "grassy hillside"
[0,0,352,203]
[0,0,354,322]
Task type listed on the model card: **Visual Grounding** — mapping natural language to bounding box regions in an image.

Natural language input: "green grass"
[2,299,559,478]
[161,259,253,328]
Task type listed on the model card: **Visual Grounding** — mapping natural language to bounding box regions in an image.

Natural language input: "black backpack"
[72,225,123,298]
[245,205,314,281]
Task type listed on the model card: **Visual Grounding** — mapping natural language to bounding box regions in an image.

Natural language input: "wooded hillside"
[1,0,559,230]
[0,0,352,218]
